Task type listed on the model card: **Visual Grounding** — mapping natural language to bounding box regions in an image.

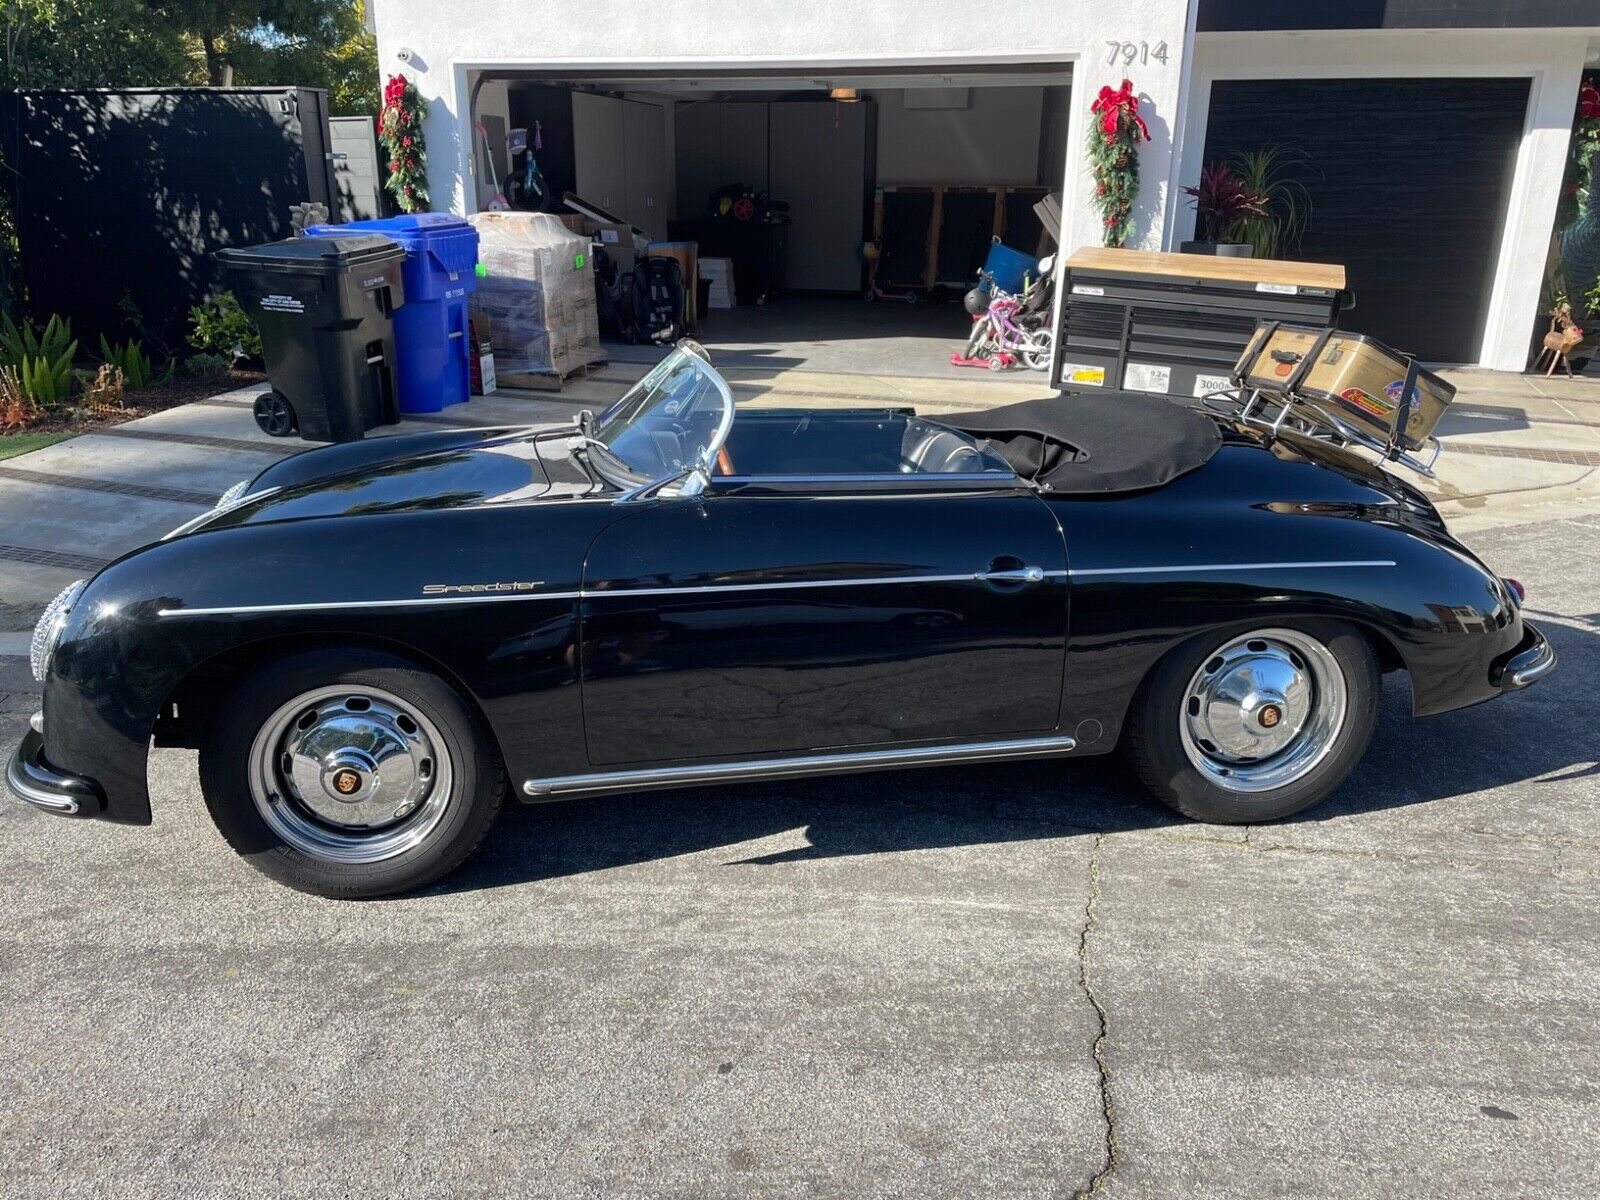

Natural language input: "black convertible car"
[8,344,1553,896]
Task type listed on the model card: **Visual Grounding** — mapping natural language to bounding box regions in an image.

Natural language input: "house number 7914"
[1106,40,1170,67]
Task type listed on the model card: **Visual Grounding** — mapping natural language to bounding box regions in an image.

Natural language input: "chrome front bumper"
[1495,621,1556,691]
[6,727,105,818]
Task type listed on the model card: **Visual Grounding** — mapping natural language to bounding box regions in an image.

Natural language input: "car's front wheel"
[199,650,504,897]
[1125,622,1379,824]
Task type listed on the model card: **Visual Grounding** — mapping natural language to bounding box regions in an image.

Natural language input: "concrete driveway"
[1,371,1598,1198]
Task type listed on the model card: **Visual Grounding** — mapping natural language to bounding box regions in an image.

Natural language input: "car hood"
[198,425,607,530]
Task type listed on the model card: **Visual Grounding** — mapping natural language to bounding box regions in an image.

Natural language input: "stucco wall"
[370,0,1201,254]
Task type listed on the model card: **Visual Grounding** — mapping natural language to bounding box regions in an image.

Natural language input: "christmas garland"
[1087,79,1152,248]
[379,73,430,213]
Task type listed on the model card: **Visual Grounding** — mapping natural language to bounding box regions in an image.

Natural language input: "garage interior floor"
[603,295,1037,382]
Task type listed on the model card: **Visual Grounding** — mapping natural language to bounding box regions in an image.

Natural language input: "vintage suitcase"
[1236,323,1455,451]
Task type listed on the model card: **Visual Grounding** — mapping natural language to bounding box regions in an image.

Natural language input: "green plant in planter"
[1228,146,1314,259]
[1184,162,1268,244]
[188,292,262,363]
[98,335,167,390]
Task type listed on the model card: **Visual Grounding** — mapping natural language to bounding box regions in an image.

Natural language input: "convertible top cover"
[944,391,1223,494]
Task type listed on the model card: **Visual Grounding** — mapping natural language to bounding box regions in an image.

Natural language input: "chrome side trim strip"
[1067,560,1396,577]
[157,562,1395,618]
[585,571,1058,600]
[523,733,1077,798]
[158,592,583,617]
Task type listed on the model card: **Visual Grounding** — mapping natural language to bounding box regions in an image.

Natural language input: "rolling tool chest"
[1053,248,1348,400]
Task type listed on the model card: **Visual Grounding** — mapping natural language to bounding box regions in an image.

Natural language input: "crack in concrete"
[1072,832,1119,1200]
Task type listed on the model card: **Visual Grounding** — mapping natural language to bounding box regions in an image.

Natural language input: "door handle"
[978,565,1045,584]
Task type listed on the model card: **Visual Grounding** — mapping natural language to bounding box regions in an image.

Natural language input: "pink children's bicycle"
[952,259,1056,371]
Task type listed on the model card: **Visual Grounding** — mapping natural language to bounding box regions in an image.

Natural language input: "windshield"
[593,343,733,482]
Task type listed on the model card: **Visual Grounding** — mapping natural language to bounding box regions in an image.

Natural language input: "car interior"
[718,409,1014,477]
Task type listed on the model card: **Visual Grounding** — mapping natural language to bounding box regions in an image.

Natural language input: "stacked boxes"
[467,212,605,387]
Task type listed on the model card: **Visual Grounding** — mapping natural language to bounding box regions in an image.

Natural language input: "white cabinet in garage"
[573,93,669,232]
[769,100,870,292]
[623,100,669,228]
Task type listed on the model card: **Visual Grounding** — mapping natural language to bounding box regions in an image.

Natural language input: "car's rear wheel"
[1124,621,1379,823]
[199,649,504,897]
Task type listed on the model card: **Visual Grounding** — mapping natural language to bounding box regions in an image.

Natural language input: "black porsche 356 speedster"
[8,343,1553,896]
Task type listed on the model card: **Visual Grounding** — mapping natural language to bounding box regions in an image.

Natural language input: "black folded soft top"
[944,391,1223,494]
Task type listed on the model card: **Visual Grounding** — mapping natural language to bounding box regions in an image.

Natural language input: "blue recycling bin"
[306,214,479,412]
[981,240,1039,296]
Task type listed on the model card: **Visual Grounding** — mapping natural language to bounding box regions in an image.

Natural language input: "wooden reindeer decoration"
[1534,303,1583,377]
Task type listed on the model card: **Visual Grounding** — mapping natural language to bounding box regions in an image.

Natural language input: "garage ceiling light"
[828,87,860,102]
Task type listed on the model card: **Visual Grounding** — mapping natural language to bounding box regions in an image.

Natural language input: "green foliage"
[181,352,233,381]
[380,73,430,212]
[2,2,376,114]
[0,0,192,90]
[0,312,76,370]
[1087,80,1153,248]
[1227,146,1314,260]
[224,0,378,115]
[98,334,166,389]
[1184,163,1269,245]
[187,292,262,362]
[16,349,76,408]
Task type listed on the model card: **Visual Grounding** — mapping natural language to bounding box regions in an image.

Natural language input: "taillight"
[1503,577,1525,604]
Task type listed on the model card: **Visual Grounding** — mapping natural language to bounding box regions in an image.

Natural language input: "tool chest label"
[1123,362,1171,393]
[1060,363,1106,387]
[1255,282,1299,295]
[1192,373,1233,397]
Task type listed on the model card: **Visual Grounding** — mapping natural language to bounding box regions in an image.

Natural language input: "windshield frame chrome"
[593,341,734,500]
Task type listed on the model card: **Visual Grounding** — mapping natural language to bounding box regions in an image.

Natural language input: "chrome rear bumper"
[6,728,105,818]
[1494,621,1556,691]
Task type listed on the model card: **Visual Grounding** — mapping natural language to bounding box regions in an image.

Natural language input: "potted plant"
[1181,162,1267,257]
[1228,146,1314,259]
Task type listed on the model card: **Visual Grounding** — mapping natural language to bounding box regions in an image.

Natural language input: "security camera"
[396,47,415,64]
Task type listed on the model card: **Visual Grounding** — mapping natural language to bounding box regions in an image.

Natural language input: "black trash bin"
[217,233,406,442]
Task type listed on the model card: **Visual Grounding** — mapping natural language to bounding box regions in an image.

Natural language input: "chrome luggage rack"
[1196,385,1444,479]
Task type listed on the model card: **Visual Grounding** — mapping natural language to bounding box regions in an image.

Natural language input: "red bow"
[1581,83,1600,120]
[383,73,409,110]
[1092,79,1151,143]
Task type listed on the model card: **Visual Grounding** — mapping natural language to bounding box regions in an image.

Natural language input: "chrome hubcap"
[248,686,452,864]
[1179,629,1347,793]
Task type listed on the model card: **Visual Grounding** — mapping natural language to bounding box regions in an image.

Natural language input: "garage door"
[1202,78,1529,363]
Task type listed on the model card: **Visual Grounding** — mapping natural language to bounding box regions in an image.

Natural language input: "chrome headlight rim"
[31,579,87,683]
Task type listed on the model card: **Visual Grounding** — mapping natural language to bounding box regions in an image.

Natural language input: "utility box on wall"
[1,87,339,351]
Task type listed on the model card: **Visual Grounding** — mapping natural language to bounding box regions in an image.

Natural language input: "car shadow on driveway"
[425,617,1598,896]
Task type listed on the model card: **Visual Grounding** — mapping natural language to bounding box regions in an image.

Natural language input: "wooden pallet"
[499,358,609,392]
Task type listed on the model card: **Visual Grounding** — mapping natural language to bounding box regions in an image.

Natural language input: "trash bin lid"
[217,233,404,275]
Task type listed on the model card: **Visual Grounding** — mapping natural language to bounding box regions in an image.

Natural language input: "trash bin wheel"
[254,390,298,437]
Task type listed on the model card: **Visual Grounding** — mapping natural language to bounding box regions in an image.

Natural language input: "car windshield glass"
[593,344,733,481]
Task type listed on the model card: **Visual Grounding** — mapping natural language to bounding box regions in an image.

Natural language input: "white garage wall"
[869,87,1047,186]
[370,0,1200,257]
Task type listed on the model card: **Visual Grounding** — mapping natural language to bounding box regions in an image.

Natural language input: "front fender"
[41,500,618,824]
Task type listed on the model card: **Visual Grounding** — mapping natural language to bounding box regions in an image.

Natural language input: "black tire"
[199,649,504,898]
[253,389,298,437]
[1124,619,1379,824]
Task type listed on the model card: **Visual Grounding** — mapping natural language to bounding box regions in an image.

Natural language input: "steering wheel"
[715,445,735,476]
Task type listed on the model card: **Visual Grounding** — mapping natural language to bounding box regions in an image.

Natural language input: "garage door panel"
[1203,78,1528,362]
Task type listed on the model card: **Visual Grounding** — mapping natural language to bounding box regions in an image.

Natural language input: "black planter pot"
[1180,240,1255,258]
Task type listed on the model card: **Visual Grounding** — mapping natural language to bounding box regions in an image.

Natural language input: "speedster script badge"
[421,581,543,596]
